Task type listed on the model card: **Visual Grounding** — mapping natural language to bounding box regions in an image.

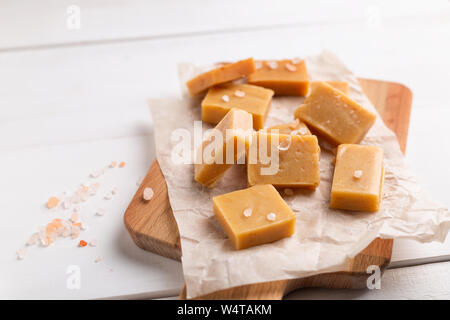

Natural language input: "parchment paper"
[149,51,450,298]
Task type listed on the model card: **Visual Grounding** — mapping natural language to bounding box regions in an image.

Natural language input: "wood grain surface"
[124,78,412,299]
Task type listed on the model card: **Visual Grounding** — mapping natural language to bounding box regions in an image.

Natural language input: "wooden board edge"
[123,162,182,261]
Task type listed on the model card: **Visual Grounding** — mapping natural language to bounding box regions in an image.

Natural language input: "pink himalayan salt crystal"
[285,63,297,72]
[143,187,154,201]
[46,197,59,209]
[70,212,80,223]
[266,61,278,70]
[16,248,26,260]
[243,208,252,218]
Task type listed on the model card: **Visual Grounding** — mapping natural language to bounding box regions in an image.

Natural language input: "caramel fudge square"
[201,83,274,130]
[186,58,255,96]
[247,132,320,189]
[213,184,296,250]
[194,108,253,187]
[248,59,309,96]
[294,81,376,145]
[330,144,384,212]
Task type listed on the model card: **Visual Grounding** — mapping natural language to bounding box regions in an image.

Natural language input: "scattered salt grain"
[266,213,276,222]
[298,127,308,135]
[94,256,102,263]
[111,187,118,195]
[26,233,39,246]
[243,208,252,218]
[78,240,88,247]
[62,199,71,210]
[289,119,300,129]
[71,226,81,239]
[96,208,106,216]
[221,95,230,103]
[90,169,104,178]
[46,196,59,209]
[70,212,79,223]
[71,193,81,204]
[88,182,100,196]
[143,187,154,201]
[62,225,72,237]
[234,90,246,98]
[284,188,294,196]
[353,170,363,179]
[89,239,98,247]
[291,127,308,136]
[285,63,297,72]
[291,57,302,65]
[277,135,292,151]
[28,217,86,250]
[39,227,49,246]
[104,193,113,200]
[267,61,278,70]
[109,161,117,168]
[16,248,26,260]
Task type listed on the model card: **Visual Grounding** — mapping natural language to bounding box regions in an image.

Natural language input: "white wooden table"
[1,0,450,300]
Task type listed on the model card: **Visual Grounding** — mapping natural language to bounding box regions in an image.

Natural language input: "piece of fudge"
[294,81,376,145]
[247,59,309,96]
[194,108,253,187]
[311,81,349,95]
[201,83,274,130]
[247,132,320,189]
[186,58,255,96]
[267,118,311,136]
[213,184,296,250]
[330,144,384,212]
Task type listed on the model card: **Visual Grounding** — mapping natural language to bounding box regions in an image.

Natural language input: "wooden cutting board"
[124,78,412,299]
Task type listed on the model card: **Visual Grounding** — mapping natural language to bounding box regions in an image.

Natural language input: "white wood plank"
[391,106,450,267]
[285,261,450,299]
[0,105,153,150]
[1,0,449,50]
[392,239,450,268]
[0,101,188,299]
[1,16,449,121]
[0,134,186,299]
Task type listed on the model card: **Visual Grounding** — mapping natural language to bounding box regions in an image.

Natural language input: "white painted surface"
[285,261,450,300]
[0,111,185,299]
[1,0,449,50]
[160,261,450,300]
[1,1,449,299]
